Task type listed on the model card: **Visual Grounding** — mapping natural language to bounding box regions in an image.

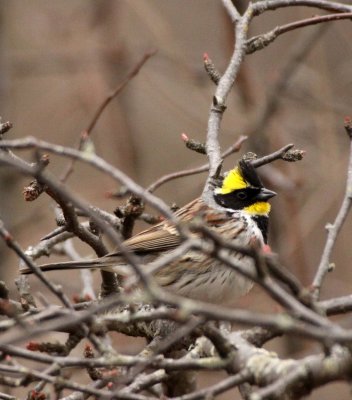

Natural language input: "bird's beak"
[257,188,276,201]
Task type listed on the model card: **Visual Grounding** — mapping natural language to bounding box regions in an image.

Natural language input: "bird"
[21,160,276,305]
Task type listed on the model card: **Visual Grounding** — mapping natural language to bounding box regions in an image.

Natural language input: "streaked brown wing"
[112,199,205,275]
[122,228,181,254]
[106,197,236,257]
[111,198,204,255]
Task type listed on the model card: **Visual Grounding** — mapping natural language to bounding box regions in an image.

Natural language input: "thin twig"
[246,12,352,54]
[251,144,303,167]
[312,120,352,299]
[61,49,156,182]
[85,49,157,136]
[0,137,178,226]
[147,135,247,193]
[0,219,72,309]
[320,295,352,316]
[252,0,352,15]
[0,150,155,295]
[172,371,251,400]
[277,12,352,34]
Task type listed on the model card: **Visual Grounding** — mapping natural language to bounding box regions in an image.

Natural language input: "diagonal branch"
[61,49,156,182]
[246,12,352,54]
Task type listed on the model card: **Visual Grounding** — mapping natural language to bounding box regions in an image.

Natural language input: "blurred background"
[0,1,352,398]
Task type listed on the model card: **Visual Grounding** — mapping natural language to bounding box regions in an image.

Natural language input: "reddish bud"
[30,390,37,400]
[181,133,189,142]
[103,368,118,378]
[3,232,13,242]
[29,390,46,400]
[262,244,272,254]
[203,52,209,61]
[107,382,113,390]
[84,343,93,352]
[27,341,39,351]
[72,294,80,303]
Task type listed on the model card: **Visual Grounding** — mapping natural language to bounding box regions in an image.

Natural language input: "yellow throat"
[244,202,271,215]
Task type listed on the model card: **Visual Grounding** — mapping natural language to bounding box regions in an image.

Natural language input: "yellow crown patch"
[216,167,247,195]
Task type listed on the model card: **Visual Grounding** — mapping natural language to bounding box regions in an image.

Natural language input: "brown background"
[0,1,352,398]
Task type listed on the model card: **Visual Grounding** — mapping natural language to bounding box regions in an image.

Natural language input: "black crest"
[238,160,263,188]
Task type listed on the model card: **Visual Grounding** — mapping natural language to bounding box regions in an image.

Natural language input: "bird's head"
[213,160,276,215]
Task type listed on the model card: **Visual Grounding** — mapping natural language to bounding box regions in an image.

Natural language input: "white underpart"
[170,211,264,304]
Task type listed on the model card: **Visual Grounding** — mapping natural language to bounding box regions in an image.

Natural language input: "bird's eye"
[237,191,247,200]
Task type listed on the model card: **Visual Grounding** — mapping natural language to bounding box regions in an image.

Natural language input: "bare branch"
[1,2,352,398]
[251,144,305,167]
[147,135,247,193]
[222,0,241,22]
[247,12,352,54]
[84,50,157,136]
[61,49,156,182]
[203,6,254,198]
[312,119,352,299]
[0,218,72,309]
[0,137,177,225]
[252,0,352,15]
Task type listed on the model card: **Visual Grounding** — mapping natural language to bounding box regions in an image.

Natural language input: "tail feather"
[20,257,118,275]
